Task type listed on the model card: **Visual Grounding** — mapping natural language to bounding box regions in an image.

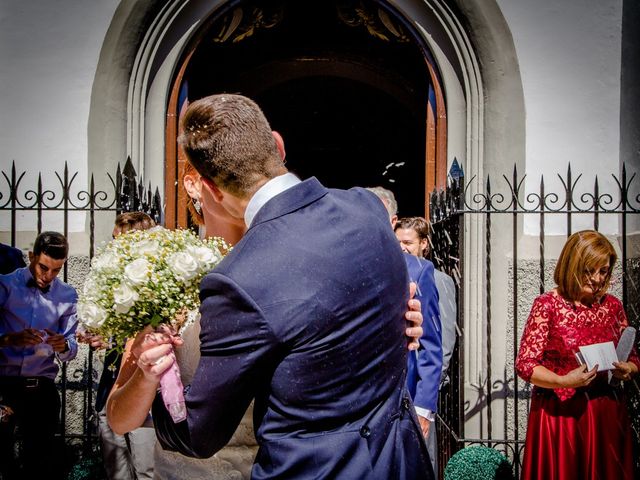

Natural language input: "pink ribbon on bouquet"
[159,351,187,423]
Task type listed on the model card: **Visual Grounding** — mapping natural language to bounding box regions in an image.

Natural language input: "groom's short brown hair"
[178,94,284,198]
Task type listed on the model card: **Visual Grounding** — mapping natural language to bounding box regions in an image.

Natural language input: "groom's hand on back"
[406,281,423,351]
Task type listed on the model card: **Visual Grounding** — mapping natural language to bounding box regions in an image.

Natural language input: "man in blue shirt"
[77,212,157,480]
[395,216,454,474]
[0,231,78,480]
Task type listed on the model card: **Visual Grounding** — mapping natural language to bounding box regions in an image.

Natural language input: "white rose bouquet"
[78,226,229,422]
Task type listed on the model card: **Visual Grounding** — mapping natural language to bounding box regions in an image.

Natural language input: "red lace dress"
[515,291,638,480]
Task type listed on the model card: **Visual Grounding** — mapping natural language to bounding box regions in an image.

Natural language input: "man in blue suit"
[395,217,443,435]
[395,217,444,474]
[119,94,433,479]
[365,189,443,445]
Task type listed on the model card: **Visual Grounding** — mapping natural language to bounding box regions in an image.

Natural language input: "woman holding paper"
[516,230,638,480]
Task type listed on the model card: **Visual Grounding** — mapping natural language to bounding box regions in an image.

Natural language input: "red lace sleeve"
[516,295,553,382]
[611,296,640,369]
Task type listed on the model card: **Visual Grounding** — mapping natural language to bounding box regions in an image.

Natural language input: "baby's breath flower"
[77,227,229,348]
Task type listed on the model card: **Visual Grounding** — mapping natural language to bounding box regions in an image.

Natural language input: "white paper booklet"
[575,341,618,371]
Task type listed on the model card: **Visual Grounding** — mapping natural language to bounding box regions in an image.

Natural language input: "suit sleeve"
[413,262,443,413]
[153,272,279,458]
[435,271,457,384]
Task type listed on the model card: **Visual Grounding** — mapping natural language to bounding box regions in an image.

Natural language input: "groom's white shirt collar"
[244,172,301,228]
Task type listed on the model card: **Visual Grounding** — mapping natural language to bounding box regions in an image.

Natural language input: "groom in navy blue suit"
[144,94,433,478]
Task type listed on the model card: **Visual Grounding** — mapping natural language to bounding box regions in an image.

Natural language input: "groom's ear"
[201,177,224,203]
[272,131,286,162]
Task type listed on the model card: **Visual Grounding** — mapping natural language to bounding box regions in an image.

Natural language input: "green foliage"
[444,446,514,480]
[66,455,105,480]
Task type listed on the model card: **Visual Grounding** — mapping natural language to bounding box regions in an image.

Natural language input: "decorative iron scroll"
[1,157,164,465]
[431,162,639,216]
[0,157,162,224]
[428,160,640,478]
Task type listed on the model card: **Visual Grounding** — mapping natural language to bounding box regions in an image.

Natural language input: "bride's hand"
[131,326,183,359]
[132,327,183,381]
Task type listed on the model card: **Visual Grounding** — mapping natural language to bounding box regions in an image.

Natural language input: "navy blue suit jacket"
[153,177,432,479]
[405,255,442,413]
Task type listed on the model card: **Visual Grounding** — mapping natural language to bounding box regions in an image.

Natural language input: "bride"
[106,161,425,479]
[153,163,252,479]
[151,310,253,480]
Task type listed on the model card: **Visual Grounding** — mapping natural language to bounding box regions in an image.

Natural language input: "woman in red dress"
[516,230,638,480]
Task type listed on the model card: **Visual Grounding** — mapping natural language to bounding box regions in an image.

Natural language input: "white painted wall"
[497,0,623,234]
[0,0,119,234]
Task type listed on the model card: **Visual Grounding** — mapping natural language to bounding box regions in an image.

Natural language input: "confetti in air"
[381,162,406,180]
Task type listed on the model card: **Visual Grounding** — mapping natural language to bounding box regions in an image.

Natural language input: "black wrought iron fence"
[0,158,162,470]
[429,160,640,479]
[3,157,639,478]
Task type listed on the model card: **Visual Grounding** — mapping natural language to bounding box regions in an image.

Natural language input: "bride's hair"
[182,161,204,226]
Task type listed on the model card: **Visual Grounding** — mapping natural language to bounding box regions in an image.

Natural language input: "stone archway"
[89,0,525,220]
[162,0,448,229]
[89,0,526,441]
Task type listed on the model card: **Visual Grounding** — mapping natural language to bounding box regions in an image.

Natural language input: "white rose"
[135,239,160,256]
[82,277,96,296]
[113,283,139,314]
[187,245,218,268]
[78,302,108,329]
[167,251,200,282]
[124,258,151,286]
[91,251,118,271]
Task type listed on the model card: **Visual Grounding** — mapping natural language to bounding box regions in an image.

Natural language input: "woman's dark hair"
[33,231,68,260]
[113,212,156,236]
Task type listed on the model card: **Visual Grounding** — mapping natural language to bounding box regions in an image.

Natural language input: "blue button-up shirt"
[0,267,78,379]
